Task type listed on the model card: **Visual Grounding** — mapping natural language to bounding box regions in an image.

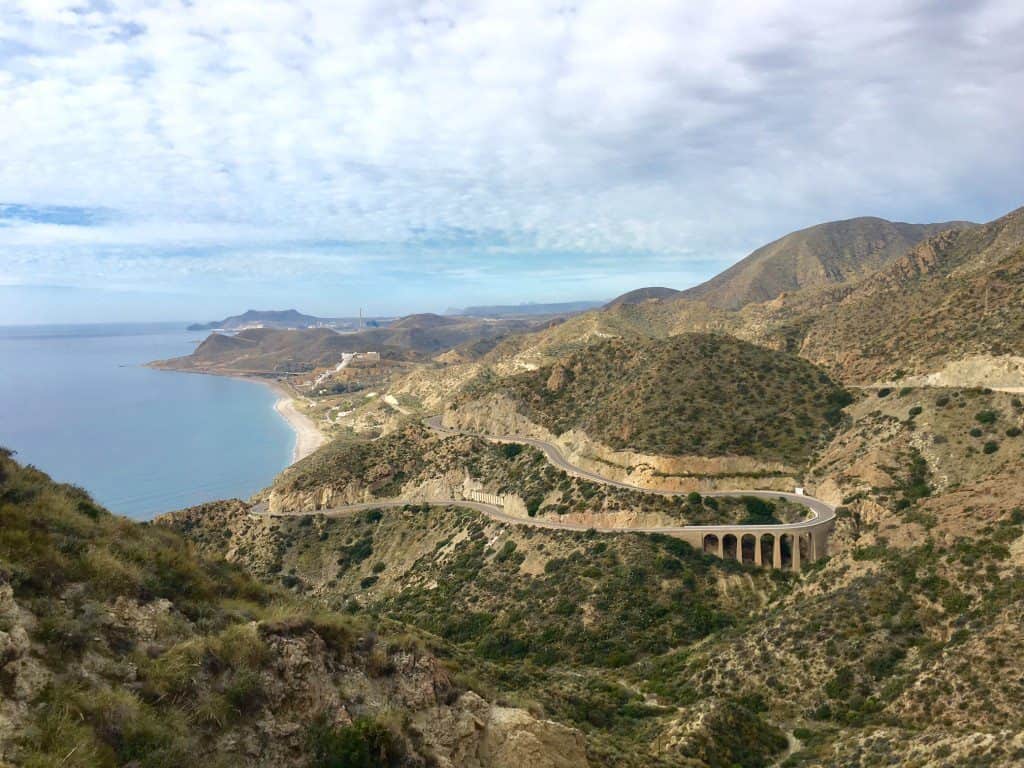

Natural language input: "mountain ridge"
[680,216,974,310]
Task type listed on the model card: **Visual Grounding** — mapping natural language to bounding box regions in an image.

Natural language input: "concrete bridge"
[256,418,835,572]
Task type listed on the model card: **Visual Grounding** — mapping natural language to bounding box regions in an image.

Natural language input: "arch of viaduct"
[260,418,836,572]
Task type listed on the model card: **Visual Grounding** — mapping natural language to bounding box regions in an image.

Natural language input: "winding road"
[257,415,836,567]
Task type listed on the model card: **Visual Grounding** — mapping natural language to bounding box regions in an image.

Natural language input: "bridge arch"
[741,533,758,564]
[722,533,738,560]
[703,534,720,555]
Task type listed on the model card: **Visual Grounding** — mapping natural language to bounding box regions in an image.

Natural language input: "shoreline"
[265,380,328,464]
[148,362,327,465]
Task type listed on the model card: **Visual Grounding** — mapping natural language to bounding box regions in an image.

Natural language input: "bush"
[686,491,703,506]
[876,388,892,398]
[1006,426,1022,438]
[969,427,983,438]
[983,441,999,455]
[935,395,950,407]
[501,443,523,459]
[307,715,401,768]
[908,406,923,418]
[975,410,998,425]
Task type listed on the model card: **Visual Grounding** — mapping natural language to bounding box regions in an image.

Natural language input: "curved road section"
[261,416,837,570]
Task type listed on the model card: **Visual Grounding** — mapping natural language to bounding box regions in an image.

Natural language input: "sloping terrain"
[0,449,590,768]
[605,286,681,308]
[169,382,1024,767]
[680,217,969,310]
[796,205,1024,382]
[261,421,802,524]
[162,499,793,767]
[452,334,849,465]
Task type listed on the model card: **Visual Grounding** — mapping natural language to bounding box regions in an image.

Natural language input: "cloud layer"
[2,0,1023,320]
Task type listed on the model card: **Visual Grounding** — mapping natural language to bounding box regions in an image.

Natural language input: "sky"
[2,0,1023,324]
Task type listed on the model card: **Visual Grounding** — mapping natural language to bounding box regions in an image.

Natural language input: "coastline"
[266,380,327,464]
[149,361,327,465]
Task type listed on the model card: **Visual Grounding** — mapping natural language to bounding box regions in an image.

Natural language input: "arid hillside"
[167,381,1024,767]
[417,205,1021,390]
[680,216,969,310]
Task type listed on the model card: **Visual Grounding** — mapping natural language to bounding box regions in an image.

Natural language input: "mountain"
[453,300,604,317]
[447,207,1021,387]
[795,206,1024,382]
[187,308,331,331]
[680,217,972,310]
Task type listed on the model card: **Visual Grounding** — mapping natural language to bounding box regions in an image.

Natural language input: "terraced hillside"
[453,334,850,465]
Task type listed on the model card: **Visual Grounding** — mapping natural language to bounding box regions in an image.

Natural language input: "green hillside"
[461,333,850,464]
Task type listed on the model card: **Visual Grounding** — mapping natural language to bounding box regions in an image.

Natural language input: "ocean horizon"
[0,322,295,519]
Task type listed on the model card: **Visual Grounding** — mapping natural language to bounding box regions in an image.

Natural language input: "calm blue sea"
[0,323,294,519]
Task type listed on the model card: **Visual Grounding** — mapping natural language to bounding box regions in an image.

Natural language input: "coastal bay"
[0,323,301,519]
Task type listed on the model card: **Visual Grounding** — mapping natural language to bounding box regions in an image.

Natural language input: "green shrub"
[983,441,999,454]
[908,406,923,418]
[686,491,703,506]
[969,427,983,438]
[1006,426,1022,438]
[501,443,523,459]
[306,715,401,768]
[877,388,892,398]
[975,410,998,425]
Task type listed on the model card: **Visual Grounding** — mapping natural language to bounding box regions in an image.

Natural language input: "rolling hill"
[454,333,849,465]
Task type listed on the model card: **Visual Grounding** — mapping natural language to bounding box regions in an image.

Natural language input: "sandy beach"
[268,382,327,463]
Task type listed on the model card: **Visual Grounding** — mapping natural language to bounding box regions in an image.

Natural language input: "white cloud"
[1,0,1023,306]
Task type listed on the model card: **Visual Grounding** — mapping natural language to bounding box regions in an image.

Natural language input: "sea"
[0,322,294,519]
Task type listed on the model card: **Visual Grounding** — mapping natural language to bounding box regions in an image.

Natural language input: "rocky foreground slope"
[0,449,589,768]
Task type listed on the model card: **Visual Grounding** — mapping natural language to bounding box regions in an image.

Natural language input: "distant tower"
[359,307,363,330]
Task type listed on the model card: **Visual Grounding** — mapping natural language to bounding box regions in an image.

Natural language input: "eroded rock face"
[0,581,51,754]
[443,394,798,493]
[414,692,589,768]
